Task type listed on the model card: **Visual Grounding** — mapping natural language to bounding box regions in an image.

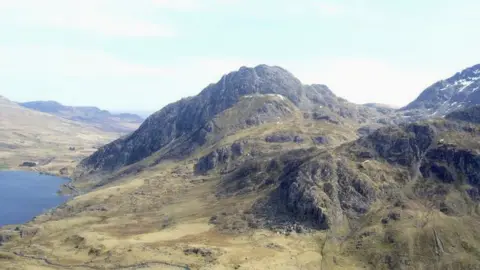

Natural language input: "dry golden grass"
[0,96,117,175]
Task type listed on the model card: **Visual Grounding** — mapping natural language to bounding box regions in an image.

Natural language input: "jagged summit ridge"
[403,63,480,114]
[190,64,329,110]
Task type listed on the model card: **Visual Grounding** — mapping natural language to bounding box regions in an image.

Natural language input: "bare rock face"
[270,157,375,229]
[195,147,230,174]
[421,145,480,199]
[446,105,480,124]
[355,123,436,166]
[19,226,40,238]
[265,132,304,143]
[214,148,376,231]
[231,141,247,156]
[59,167,70,176]
[0,230,16,246]
[194,141,248,174]
[20,161,37,167]
[309,112,341,124]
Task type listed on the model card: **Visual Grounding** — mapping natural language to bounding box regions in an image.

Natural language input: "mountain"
[4,99,480,269]
[20,101,144,133]
[0,95,116,175]
[76,65,392,178]
[6,66,480,269]
[403,63,480,115]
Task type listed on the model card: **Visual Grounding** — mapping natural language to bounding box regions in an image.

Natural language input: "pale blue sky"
[0,0,479,113]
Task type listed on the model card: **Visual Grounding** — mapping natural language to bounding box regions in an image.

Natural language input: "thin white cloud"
[35,14,175,38]
[0,46,172,77]
[0,0,175,37]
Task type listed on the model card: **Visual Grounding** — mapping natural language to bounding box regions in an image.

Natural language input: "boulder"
[59,167,69,175]
[265,132,304,143]
[265,133,294,143]
[20,161,36,167]
[313,136,329,145]
[195,147,230,174]
[0,231,15,246]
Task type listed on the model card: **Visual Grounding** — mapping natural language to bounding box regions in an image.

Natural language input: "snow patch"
[457,78,478,93]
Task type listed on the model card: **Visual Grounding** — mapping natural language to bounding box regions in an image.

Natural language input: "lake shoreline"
[0,171,71,228]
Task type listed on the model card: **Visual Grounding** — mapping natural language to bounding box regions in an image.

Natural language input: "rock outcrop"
[195,141,248,174]
[20,161,37,167]
[354,123,436,166]
[446,105,480,124]
[265,132,304,143]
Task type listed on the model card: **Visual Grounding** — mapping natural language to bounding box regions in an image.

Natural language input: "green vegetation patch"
[0,163,9,170]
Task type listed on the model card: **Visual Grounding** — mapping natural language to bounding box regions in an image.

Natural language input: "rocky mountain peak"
[402,63,480,115]
[193,64,308,109]
[78,64,383,175]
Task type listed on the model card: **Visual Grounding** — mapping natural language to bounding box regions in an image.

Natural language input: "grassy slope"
[5,99,480,269]
[0,96,118,176]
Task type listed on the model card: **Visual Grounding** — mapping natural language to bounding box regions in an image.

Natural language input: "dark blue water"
[0,171,69,227]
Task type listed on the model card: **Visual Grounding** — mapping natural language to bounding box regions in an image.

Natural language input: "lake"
[0,171,69,227]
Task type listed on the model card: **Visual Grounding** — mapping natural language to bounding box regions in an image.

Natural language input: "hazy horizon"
[1,0,479,111]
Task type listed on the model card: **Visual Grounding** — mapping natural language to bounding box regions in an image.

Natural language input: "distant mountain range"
[0,95,116,172]
[20,101,144,133]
